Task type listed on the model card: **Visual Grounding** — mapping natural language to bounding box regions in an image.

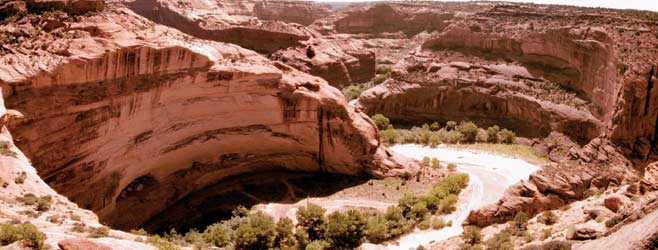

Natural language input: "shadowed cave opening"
[122,170,370,234]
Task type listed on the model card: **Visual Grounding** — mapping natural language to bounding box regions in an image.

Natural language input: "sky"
[312,0,658,12]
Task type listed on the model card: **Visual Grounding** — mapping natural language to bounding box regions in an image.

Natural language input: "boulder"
[0,1,27,20]
[604,194,631,213]
[569,228,602,240]
[58,238,112,250]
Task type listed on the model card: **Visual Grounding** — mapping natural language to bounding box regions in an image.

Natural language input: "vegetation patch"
[0,223,46,250]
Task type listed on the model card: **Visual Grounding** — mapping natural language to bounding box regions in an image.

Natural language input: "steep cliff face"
[124,0,315,54]
[253,0,331,26]
[312,3,467,37]
[271,36,376,88]
[0,6,417,233]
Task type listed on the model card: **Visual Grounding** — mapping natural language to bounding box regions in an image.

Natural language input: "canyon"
[0,0,657,250]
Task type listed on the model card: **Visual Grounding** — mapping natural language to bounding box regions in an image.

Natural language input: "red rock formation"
[253,1,330,26]
[272,36,376,88]
[123,0,316,54]
[0,5,417,232]
[58,238,112,250]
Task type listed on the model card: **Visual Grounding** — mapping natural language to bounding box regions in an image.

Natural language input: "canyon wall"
[0,7,417,232]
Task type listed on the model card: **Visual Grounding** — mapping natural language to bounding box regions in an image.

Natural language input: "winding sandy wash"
[385,144,540,250]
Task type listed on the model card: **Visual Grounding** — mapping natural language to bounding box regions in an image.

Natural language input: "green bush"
[431,217,446,229]
[204,222,233,247]
[540,240,572,250]
[380,128,398,144]
[431,158,440,169]
[541,228,552,240]
[486,125,501,143]
[383,206,410,239]
[341,84,365,101]
[376,65,392,75]
[538,211,558,225]
[17,194,52,212]
[305,240,329,250]
[234,212,277,250]
[429,134,441,147]
[417,215,431,230]
[430,122,441,131]
[0,223,46,249]
[365,214,388,244]
[422,157,431,167]
[462,226,482,245]
[485,230,513,250]
[446,121,457,131]
[457,122,479,143]
[323,210,366,249]
[89,226,110,238]
[275,217,296,248]
[371,114,390,130]
[447,163,457,171]
[498,129,516,144]
[514,211,529,231]
[296,203,326,241]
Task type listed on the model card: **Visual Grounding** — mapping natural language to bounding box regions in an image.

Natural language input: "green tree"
[498,129,516,144]
[446,121,457,131]
[422,156,431,167]
[341,85,364,101]
[380,128,398,144]
[296,203,326,241]
[383,206,410,238]
[365,213,388,243]
[234,212,277,250]
[203,222,233,247]
[514,211,529,231]
[371,114,390,130]
[323,210,367,249]
[462,226,482,245]
[430,122,441,131]
[275,217,296,248]
[486,125,500,143]
[431,158,441,169]
[457,122,479,143]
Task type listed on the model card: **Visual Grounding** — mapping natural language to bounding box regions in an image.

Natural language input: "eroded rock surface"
[0,4,417,232]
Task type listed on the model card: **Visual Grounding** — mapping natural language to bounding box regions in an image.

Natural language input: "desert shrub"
[430,122,441,131]
[147,235,180,250]
[514,211,529,231]
[431,217,446,229]
[89,226,110,238]
[431,158,440,169]
[69,213,81,221]
[437,194,458,214]
[371,114,390,130]
[418,195,439,212]
[398,194,418,217]
[203,222,233,247]
[541,228,552,240]
[422,156,431,167]
[417,215,431,230]
[17,194,51,212]
[383,206,410,239]
[341,84,365,101]
[323,210,367,249]
[305,240,329,250]
[296,203,326,241]
[475,129,488,142]
[429,134,441,147]
[295,229,310,249]
[541,240,572,250]
[0,223,46,249]
[457,122,479,143]
[498,129,516,144]
[486,125,501,143]
[605,215,623,228]
[408,201,429,221]
[446,121,457,130]
[462,226,482,245]
[275,217,296,248]
[485,230,513,250]
[538,211,558,225]
[365,213,388,244]
[372,73,390,85]
[380,128,398,144]
[447,163,457,171]
[439,129,464,144]
[376,65,392,75]
[234,212,277,250]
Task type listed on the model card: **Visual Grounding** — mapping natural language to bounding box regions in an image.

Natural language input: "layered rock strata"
[0,5,417,232]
